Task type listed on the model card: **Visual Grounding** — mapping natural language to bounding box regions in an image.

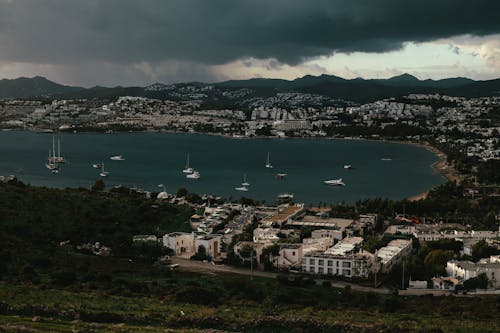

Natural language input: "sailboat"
[186,170,200,179]
[99,163,109,177]
[242,174,250,186]
[183,153,194,174]
[47,137,65,164]
[236,174,250,191]
[45,149,58,171]
[53,139,66,163]
[235,185,249,191]
[265,152,273,168]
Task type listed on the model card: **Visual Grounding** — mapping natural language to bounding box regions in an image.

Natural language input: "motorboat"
[324,178,345,186]
[110,155,125,161]
[344,164,353,169]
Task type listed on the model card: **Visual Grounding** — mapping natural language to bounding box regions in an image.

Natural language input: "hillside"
[1,74,500,103]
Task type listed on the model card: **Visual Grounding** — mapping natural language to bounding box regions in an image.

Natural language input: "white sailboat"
[53,139,66,163]
[265,152,273,168]
[236,174,249,191]
[183,153,194,174]
[242,174,250,186]
[235,185,249,192]
[45,149,58,171]
[186,170,200,179]
[99,163,109,177]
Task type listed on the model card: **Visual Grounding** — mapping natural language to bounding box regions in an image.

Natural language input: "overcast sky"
[0,0,499,86]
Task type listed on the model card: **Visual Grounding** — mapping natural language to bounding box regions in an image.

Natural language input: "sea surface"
[0,131,445,204]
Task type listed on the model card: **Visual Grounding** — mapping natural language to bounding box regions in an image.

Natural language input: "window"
[342,261,351,268]
[343,269,350,276]
[302,265,307,271]
[327,260,333,267]
[309,267,315,273]
[318,259,324,266]
[318,267,324,274]
[292,251,296,256]
[309,258,315,265]
[336,269,339,275]
[327,268,333,275]
[336,261,339,267]
[301,258,307,264]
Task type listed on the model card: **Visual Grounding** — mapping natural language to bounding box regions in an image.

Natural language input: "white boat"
[381,157,392,161]
[186,170,200,179]
[92,163,101,169]
[183,153,194,174]
[324,178,345,186]
[110,155,125,161]
[45,149,58,170]
[276,173,287,179]
[49,137,66,163]
[99,163,109,177]
[265,152,273,168]
[277,193,294,202]
[235,185,249,192]
[344,164,353,169]
[241,174,250,186]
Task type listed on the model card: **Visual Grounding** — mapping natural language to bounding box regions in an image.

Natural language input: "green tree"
[176,187,188,197]
[472,240,500,261]
[91,179,105,191]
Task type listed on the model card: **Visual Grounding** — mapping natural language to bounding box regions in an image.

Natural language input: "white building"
[277,244,303,269]
[446,256,500,289]
[311,229,344,242]
[376,239,413,273]
[253,227,281,243]
[162,232,195,257]
[195,234,222,259]
[301,252,373,278]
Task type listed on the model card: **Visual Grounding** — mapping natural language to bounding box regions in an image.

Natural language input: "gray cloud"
[0,0,499,66]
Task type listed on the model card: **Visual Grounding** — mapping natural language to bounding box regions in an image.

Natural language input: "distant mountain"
[0,76,82,99]
[1,74,499,103]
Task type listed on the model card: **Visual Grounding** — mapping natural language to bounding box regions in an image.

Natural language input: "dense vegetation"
[0,180,193,282]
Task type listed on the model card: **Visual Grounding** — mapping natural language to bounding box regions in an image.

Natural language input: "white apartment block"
[301,252,372,278]
[376,239,413,273]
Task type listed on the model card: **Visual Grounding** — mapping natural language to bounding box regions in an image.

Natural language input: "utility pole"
[401,260,405,290]
[250,250,254,281]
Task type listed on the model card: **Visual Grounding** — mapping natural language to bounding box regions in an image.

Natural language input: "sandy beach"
[404,141,462,201]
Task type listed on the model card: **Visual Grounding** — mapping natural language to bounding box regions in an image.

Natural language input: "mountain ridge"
[0,73,499,103]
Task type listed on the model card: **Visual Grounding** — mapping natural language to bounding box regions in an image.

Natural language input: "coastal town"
[1,87,499,293]
[1,89,499,165]
[125,186,500,294]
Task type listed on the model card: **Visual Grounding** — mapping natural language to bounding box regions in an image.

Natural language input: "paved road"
[171,257,392,294]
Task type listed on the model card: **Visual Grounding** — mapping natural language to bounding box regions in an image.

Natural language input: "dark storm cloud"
[0,0,499,66]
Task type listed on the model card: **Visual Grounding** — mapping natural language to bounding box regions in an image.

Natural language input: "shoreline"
[2,128,457,202]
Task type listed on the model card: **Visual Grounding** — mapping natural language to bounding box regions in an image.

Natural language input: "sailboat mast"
[58,139,61,158]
